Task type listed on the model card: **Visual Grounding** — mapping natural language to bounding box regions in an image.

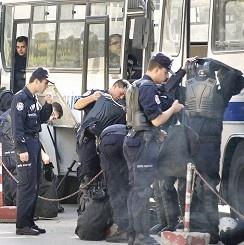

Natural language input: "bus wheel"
[228,141,244,218]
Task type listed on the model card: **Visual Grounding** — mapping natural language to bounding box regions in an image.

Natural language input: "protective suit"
[183,58,244,243]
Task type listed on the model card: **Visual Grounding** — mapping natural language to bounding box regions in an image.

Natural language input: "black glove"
[43,162,54,182]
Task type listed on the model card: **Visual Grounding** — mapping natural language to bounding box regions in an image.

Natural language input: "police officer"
[74,79,128,182]
[152,58,196,235]
[123,52,184,245]
[183,58,244,244]
[11,67,53,235]
[99,124,129,243]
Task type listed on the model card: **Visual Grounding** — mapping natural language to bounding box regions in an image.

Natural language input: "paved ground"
[0,204,243,245]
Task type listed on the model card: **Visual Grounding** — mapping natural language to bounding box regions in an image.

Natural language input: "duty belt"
[25,133,39,139]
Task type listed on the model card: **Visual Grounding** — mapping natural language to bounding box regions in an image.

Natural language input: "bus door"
[82,16,109,93]
[11,20,29,93]
[124,1,155,82]
[159,0,187,71]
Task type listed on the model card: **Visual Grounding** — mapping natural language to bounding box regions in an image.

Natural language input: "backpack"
[126,80,151,131]
[35,174,59,218]
[75,181,113,241]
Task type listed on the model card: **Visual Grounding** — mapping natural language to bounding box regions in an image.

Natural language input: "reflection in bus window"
[109,34,121,68]
[56,22,84,68]
[4,6,14,67]
[213,0,244,52]
[161,0,184,56]
[29,23,56,67]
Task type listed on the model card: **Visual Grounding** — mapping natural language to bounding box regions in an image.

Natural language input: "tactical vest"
[81,95,126,137]
[126,80,151,131]
[185,76,224,118]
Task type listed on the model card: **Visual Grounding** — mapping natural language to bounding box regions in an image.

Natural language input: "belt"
[25,133,39,139]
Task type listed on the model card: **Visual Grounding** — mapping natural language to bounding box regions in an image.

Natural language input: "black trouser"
[1,138,17,205]
[99,132,129,231]
[16,138,41,229]
[190,140,221,236]
[183,116,221,237]
[76,135,100,181]
[3,167,17,206]
[123,130,161,236]
[154,177,185,228]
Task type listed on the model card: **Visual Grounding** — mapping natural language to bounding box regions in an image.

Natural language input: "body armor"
[81,95,125,137]
[126,80,151,131]
[185,60,225,118]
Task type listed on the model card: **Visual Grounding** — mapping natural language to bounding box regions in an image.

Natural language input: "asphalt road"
[0,204,243,245]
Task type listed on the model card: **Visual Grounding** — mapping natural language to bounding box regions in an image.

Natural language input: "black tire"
[228,141,244,218]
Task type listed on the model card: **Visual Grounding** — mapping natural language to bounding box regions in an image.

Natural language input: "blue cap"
[32,67,54,84]
[152,52,174,74]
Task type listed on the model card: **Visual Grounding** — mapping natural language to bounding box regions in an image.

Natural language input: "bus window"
[87,23,106,90]
[14,5,31,19]
[33,5,57,21]
[190,0,209,42]
[161,0,184,57]
[56,22,85,68]
[152,0,161,51]
[213,0,244,52]
[3,6,14,68]
[28,23,56,67]
[60,4,86,20]
[92,1,124,71]
[190,0,210,58]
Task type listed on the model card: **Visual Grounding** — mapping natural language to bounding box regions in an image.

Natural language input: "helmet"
[219,217,238,232]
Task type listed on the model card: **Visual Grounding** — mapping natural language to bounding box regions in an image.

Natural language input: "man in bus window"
[14,36,28,94]
[109,34,122,68]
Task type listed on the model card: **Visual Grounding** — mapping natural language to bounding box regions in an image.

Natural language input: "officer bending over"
[11,67,53,236]
[123,52,184,245]
[74,79,128,182]
[99,124,129,243]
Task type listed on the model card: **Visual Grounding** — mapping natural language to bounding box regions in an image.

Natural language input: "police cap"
[32,67,54,84]
[151,52,174,75]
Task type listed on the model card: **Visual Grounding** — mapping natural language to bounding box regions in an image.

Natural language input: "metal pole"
[184,162,194,232]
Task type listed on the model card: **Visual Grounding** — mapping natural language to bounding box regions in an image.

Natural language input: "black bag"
[75,190,113,240]
[35,175,59,218]
[158,124,199,177]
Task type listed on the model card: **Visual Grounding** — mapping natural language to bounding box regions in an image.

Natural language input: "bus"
[157,0,244,217]
[0,0,156,200]
[0,0,244,213]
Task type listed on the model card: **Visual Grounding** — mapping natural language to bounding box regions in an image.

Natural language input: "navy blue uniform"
[123,75,163,242]
[154,70,186,232]
[76,89,126,180]
[99,124,129,235]
[183,59,244,243]
[76,89,107,181]
[11,86,52,229]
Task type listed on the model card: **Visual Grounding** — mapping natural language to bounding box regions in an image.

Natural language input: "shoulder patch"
[16,102,24,111]
[155,95,161,105]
